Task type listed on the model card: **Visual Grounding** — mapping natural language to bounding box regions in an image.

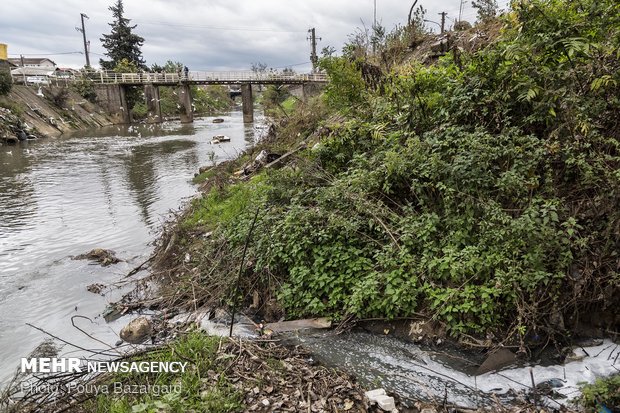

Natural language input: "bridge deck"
[80,70,327,86]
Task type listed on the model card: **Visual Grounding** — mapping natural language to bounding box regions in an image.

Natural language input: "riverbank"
[0,83,234,144]
[0,85,116,142]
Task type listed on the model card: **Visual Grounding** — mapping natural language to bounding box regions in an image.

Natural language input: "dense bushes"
[0,70,12,96]
[184,0,619,340]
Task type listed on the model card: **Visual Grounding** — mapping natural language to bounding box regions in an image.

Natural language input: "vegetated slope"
[169,0,619,345]
[0,85,115,138]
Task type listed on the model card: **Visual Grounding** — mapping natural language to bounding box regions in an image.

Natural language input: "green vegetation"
[280,96,297,113]
[128,60,233,120]
[163,0,620,342]
[261,85,293,116]
[81,332,242,413]
[68,331,370,413]
[184,174,270,230]
[192,85,233,114]
[100,0,146,70]
[577,375,620,412]
[0,70,12,96]
[71,77,97,103]
[0,98,24,116]
[472,0,498,23]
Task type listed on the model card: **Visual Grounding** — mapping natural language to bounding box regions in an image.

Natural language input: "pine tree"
[100,0,146,70]
[472,0,498,23]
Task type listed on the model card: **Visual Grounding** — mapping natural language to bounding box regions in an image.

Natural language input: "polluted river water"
[1,110,618,409]
[0,111,265,385]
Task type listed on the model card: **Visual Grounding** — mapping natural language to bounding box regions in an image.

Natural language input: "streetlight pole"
[424,19,442,32]
[79,13,90,68]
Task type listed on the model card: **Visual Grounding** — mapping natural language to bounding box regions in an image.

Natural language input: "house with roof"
[9,57,57,77]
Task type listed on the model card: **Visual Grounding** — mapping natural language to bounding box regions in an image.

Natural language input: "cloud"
[0,0,509,70]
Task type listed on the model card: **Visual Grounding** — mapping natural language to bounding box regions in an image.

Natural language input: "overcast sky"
[1,0,511,72]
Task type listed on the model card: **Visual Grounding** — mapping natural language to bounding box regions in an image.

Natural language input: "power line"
[133,20,306,33]
[8,51,83,56]
[274,61,311,68]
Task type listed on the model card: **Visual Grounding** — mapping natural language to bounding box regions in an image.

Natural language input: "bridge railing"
[77,70,327,84]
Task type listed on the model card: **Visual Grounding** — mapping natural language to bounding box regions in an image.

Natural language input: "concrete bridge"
[85,70,328,124]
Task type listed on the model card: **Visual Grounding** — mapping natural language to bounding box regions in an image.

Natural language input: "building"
[54,67,78,79]
[9,57,57,77]
[0,43,13,73]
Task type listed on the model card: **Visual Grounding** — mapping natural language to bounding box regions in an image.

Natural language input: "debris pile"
[213,339,393,412]
[73,248,121,266]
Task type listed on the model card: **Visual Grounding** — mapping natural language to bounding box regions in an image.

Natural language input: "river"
[0,110,265,385]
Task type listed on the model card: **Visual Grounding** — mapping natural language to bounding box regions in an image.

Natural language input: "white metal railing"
[76,70,328,84]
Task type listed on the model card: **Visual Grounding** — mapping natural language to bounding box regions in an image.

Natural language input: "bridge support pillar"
[301,83,321,102]
[241,84,253,123]
[178,84,193,123]
[144,85,162,123]
[94,84,130,124]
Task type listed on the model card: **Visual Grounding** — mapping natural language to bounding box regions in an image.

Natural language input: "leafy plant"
[577,375,620,412]
[0,70,12,96]
[71,78,97,103]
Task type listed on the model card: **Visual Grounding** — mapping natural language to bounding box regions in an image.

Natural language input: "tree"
[100,0,146,70]
[0,70,12,96]
[150,60,183,73]
[472,0,498,23]
[251,62,267,74]
[321,46,337,58]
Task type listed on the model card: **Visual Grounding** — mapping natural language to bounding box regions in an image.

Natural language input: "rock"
[477,348,518,374]
[120,317,153,344]
[575,338,604,347]
[74,248,121,266]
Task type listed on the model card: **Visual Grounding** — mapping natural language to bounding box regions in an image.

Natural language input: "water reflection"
[0,111,266,384]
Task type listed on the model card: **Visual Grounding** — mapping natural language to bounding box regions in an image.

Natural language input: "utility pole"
[20,54,25,84]
[458,0,464,23]
[374,0,377,28]
[308,28,321,72]
[439,12,447,33]
[77,13,90,68]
